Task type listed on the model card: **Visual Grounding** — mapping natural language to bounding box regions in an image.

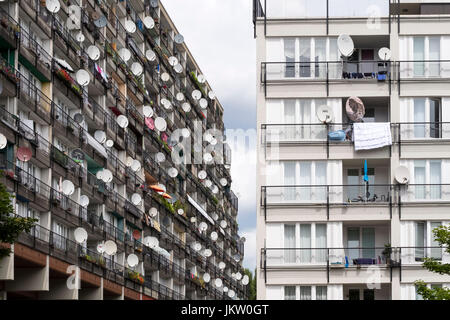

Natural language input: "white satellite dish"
[94,130,106,144]
[199,222,208,232]
[74,227,88,243]
[204,249,212,257]
[220,220,227,229]
[236,272,242,280]
[62,180,75,196]
[161,98,171,109]
[212,213,219,221]
[316,105,334,124]
[105,139,114,148]
[212,185,219,194]
[231,273,236,279]
[182,102,191,112]
[174,34,184,44]
[117,115,129,128]
[378,47,392,61]
[218,261,226,270]
[176,92,185,101]
[87,45,100,61]
[198,170,207,180]
[131,62,143,76]
[126,156,134,167]
[203,273,211,283]
[156,152,165,163]
[46,0,60,13]
[394,166,410,184]
[75,32,85,43]
[143,16,155,29]
[73,113,84,124]
[124,20,136,33]
[175,208,183,216]
[210,138,218,146]
[223,287,229,293]
[242,275,250,285]
[174,64,183,73]
[150,0,159,8]
[168,56,179,67]
[168,167,178,178]
[96,170,104,180]
[337,34,355,58]
[208,91,216,100]
[131,159,141,172]
[215,278,223,288]
[131,193,142,205]
[193,242,201,252]
[75,69,90,86]
[143,105,153,117]
[0,134,7,149]
[80,195,90,207]
[149,207,158,217]
[192,90,201,100]
[161,72,170,82]
[127,254,139,267]
[233,254,241,262]
[199,98,208,109]
[203,153,213,163]
[148,237,159,248]
[197,75,206,84]
[205,179,212,188]
[101,169,113,183]
[220,178,228,187]
[190,217,197,224]
[96,242,105,254]
[228,290,235,298]
[119,48,131,62]
[145,49,156,62]
[104,240,117,255]
[210,231,218,241]
[204,133,213,143]
[154,117,167,132]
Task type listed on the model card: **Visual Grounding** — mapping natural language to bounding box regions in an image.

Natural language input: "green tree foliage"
[0,172,36,259]
[415,225,450,300]
[244,268,257,300]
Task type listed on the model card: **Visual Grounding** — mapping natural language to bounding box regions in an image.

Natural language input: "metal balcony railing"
[19,27,52,69]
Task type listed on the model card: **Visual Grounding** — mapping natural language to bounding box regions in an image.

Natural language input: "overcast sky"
[162,0,257,270]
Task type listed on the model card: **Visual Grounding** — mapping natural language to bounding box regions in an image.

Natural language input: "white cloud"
[241,228,257,270]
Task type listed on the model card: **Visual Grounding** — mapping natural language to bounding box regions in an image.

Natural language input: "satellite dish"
[174,34,184,44]
[203,153,213,163]
[93,15,108,28]
[394,166,410,184]
[220,178,228,187]
[96,170,104,180]
[161,98,171,109]
[211,185,219,194]
[96,242,105,254]
[212,213,219,221]
[198,170,207,180]
[174,64,183,73]
[242,275,250,285]
[176,92,185,101]
[119,48,131,62]
[345,96,365,122]
[101,169,113,183]
[197,74,206,84]
[62,180,75,195]
[235,272,242,280]
[74,227,88,243]
[205,179,212,188]
[181,128,190,138]
[73,113,84,124]
[316,105,334,123]
[193,242,201,252]
[168,56,179,67]
[192,90,201,100]
[46,0,60,13]
[124,20,136,33]
[145,236,159,248]
[220,220,227,229]
[87,45,101,61]
[94,130,106,143]
[233,254,241,262]
[161,72,170,82]
[155,152,165,163]
[168,167,178,178]
[75,69,90,86]
[203,273,211,283]
[143,16,155,29]
[378,47,392,61]
[131,159,141,172]
[117,115,129,128]
[199,222,208,232]
[215,278,223,288]
[204,249,212,257]
[199,98,208,109]
[0,134,7,149]
[75,32,85,43]
[143,106,153,117]
[131,193,142,205]
[223,287,229,293]
[80,195,89,207]
[105,139,114,148]
[218,261,226,270]
[182,102,191,112]
[149,207,158,217]
[127,254,139,267]
[228,290,235,298]
[208,91,216,100]
[17,147,32,162]
[210,231,218,241]
[104,240,117,255]
[154,117,167,132]
[150,0,159,8]
[337,34,355,57]
[190,217,197,223]
[145,49,156,62]
[205,132,213,142]
[131,63,143,76]
[126,156,134,167]
[177,208,184,215]
[231,273,236,279]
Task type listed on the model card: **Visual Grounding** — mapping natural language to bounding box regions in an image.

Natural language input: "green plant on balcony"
[173,201,188,217]
[127,270,144,284]
[0,58,19,83]
[189,71,207,97]
[211,196,219,206]
[55,68,82,97]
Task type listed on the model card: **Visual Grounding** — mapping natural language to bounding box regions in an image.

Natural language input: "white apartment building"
[254,0,450,300]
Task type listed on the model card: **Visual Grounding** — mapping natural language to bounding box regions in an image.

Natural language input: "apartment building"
[254,0,450,300]
[0,0,247,300]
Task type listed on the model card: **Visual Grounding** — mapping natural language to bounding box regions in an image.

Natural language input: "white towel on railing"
[353,122,392,151]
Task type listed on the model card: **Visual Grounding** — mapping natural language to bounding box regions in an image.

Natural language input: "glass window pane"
[315,38,326,78]
[300,224,311,263]
[283,162,296,201]
[429,99,441,138]
[429,37,440,77]
[414,37,425,76]
[430,222,442,260]
[415,222,425,261]
[299,38,311,77]
[430,161,441,199]
[300,286,312,300]
[284,39,296,78]
[414,161,426,199]
[316,286,327,300]
[348,227,360,263]
[362,228,375,259]
[284,286,296,300]
[299,162,312,200]
[315,224,327,263]
[284,225,296,263]
[414,98,426,138]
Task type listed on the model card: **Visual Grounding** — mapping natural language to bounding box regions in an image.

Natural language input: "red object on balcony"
[162,193,172,199]
[132,230,141,240]
[149,185,164,193]
[145,117,155,130]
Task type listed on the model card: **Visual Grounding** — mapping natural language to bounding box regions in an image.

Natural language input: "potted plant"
[382,244,392,265]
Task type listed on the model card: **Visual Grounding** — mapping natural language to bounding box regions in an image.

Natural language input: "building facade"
[254,0,450,300]
[0,0,247,300]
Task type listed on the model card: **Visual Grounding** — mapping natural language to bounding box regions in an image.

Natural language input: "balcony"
[19,0,52,37]
[50,189,84,227]
[18,28,52,81]
[0,57,18,97]
[52,19,83,69]
[0,8,19,49]
[17,72,52,125]
[50,146,86,186]
[52,62,84,105]
[52,104,84,149]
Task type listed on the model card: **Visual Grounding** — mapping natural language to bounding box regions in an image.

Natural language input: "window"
[316,286,327,300]
[347,227,376,263]
[300,286,312,300]
[284,39,295,78]
[413,37,441,77]
[315,224,327,263]
[52,220,68,250]
[415,221,443,261]
[414,37,425,76]
[346,168,375,201]
[299,224,311,263]
[413,160,442,200]
[282,161,327,202]
[413,98,441,138]
[349,289,360,300]
[430,222,442,260]
[284,225,296,263]
[299,38,311,77]
[284,286,296,300]
[415,222,426,261]
[363,289,375,300]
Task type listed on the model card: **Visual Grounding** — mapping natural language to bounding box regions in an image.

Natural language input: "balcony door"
[413,98,442,138]
[346,168,375,201]
[347,227,375,263]
[413,37,440,77]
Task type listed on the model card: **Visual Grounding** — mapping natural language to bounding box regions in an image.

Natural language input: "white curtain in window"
[316,286,327,300]
[283,100,296,140]
[300,224,311,263]
[414,160,426,199]
[315,224,327,263]
[284,225,296,263]
[413,37,425,77]
[299,162,312,200]
[413,98,426,138]
[430,161,442,199]
[429,37,440,77]
[314,162,327,201]
[283,162,296,201]
[300,286,312,300]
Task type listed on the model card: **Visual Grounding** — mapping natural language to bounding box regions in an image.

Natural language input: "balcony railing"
[400,184,450,202]
[19,27,52,69]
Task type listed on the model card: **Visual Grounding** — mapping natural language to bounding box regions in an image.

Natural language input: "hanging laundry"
[95,63,108,82]
[145,117,155,130]
[353,122,392,151]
